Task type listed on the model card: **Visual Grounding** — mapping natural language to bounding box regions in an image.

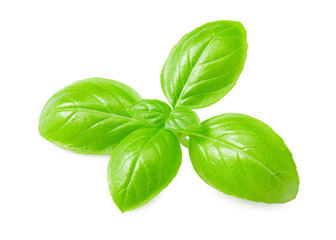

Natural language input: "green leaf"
[107,127,182,212]
[127,99,171,127]
[189,113,299,203]
[165,107,200,132]
[38,77,144,154]
[161,20,248,109]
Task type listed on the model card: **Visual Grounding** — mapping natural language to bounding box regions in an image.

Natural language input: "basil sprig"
[39,20,299,212]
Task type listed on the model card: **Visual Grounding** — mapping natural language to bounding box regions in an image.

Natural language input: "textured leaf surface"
[161,20,248,109]
[107,127,182,212]
[165,107,200,132]
[189,113,299,203]
[127,99,171,127]
[39,78,144,154]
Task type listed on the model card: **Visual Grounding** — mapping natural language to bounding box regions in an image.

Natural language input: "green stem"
[173,132,189,148]
[179,136,189,148]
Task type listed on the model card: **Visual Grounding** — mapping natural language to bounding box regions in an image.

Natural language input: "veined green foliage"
[161,20,248,109]
[127,99,171,127]
[39,78,144,154]
[107,128,182,212]
[165,107,200,132]
[39,21,299,211]
[189,113,299,203]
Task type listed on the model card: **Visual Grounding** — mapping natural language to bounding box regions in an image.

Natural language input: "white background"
[1,0,335,239]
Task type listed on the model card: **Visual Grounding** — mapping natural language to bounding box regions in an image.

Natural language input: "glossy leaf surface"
[107,128,182,212]
[189,113,299,203]
[127,99,171,127]
[39,78,144,154]
[161,20,248,109]
[165,107,200,132]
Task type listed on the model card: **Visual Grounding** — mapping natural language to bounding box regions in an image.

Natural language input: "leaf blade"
[107,127,182,212]
[38,77,144,154]
[189,113,299,203]
[164,107,200,132]
[161,20,248,109]
[127,99,171,127]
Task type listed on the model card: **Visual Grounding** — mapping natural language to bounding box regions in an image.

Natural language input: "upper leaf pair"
[39,20,299,212]
[128,99,200,132]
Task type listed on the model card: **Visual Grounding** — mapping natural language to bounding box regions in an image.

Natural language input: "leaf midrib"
[174,26,236,107]
[121,128,164,209]
[189,132,286,185]
[130,109,170,117]
[41,107,136,121]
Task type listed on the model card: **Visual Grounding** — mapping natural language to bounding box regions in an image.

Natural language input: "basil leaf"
[38,78,144,154]
[161,20,248,109]
[189,113,299,203]
[127,99,171,127]
[165,107,200,132]
[107,127,182,212]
